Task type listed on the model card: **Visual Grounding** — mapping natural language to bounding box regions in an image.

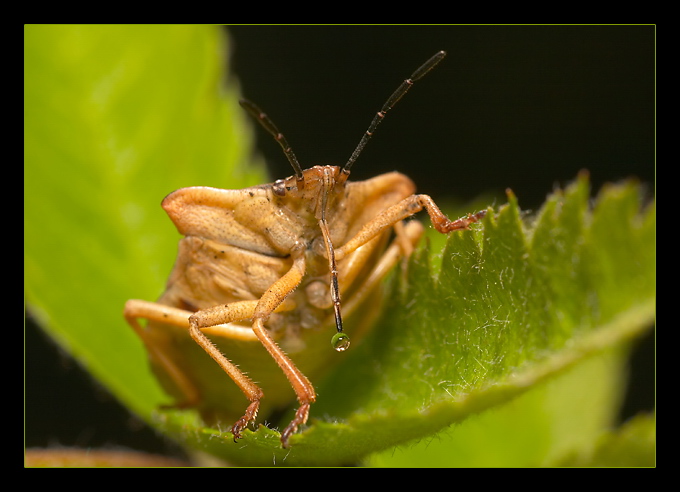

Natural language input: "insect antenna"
[342,50,447,175]
[240,98,306,189]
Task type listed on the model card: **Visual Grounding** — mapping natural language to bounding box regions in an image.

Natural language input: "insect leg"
[186,302,267,441]
[392,219,417,259]
[415,195,488,234]
[248,253,317,447]
[340,220,424,323]
[126,298,293,440]
[124,300,204,408]
[184,252,312,446]
[126,300,266,419]
[335,194,486,261]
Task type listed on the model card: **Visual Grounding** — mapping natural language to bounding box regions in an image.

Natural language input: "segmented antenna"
[239,99,305,188]
[342,50,447,175]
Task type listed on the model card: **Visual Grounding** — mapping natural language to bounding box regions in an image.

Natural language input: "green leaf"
[365,350,631,467]
[25,25,266,420]
[298,176,654,467]
[25,26,655,467]
[554,412,656,467]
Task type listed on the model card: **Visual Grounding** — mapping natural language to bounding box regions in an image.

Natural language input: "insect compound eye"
[273,179,287,197]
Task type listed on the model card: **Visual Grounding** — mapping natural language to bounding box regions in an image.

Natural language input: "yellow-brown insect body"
[125,51,487,446]
[147,166,416,424]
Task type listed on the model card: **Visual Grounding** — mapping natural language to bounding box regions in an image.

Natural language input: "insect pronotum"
[124,50,486,448]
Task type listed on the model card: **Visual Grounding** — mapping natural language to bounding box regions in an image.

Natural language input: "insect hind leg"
[124,299,204,408]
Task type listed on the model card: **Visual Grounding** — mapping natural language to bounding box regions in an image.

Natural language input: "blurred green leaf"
[25,26,654,467]
[555,412,656,467]
[25,25,266,419]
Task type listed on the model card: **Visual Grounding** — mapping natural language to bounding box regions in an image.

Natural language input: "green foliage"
[25,25,655,467]
[555,412,656,467]
[25,25,266,419]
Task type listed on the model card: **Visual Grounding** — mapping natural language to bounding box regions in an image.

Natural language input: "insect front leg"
[336,194,486,261]
[125,299,290,439]
[125,299,267,415]
[251,253,316,447]
[340,220,425,336]
[185,301,267,440]
[189,253,314,447]
[124,300,206,408]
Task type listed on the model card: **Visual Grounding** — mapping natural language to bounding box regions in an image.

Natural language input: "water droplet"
[331,332,350,352]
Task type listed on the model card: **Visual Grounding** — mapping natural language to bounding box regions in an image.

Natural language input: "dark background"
[25,25,655,459]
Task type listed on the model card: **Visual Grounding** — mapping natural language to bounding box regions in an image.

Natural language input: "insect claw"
[230,421,245,441]
[280,402,311,448]
[230,400,260,443]
[438,209,487,233]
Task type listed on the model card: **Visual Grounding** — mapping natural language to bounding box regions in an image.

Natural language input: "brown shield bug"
[124,50,486,448]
